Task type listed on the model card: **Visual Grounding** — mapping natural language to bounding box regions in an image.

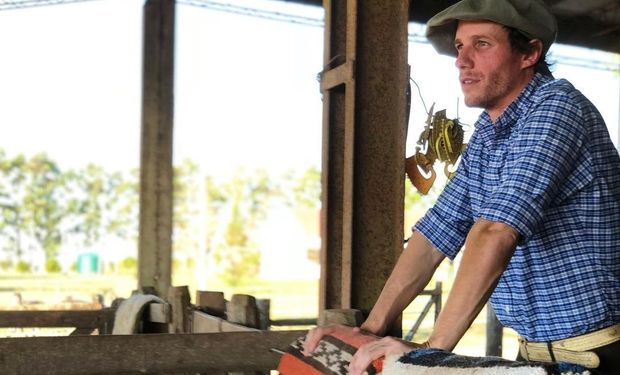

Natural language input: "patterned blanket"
[277,330,383,375]
[277,333,591,375]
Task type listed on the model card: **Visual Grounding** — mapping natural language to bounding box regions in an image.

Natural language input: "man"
[303,0,620,374]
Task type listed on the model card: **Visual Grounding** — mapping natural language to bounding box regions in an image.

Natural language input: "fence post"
[227,294,264,375]
[168,286,191,333]
[318,308,364,327]
[486,303,503,356]
[256,299,271,330]
[196,290,227,318]
[227,294,260,329]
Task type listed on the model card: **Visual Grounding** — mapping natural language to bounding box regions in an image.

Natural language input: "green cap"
[426,0,557,57]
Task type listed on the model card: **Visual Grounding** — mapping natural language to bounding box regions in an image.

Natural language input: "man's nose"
[455,47,472,69]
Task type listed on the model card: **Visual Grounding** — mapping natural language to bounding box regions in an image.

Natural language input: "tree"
[17,153,66,264]
[172,159,205,274]
[63,164,139,250]
[212,169,273,286]
[0,151,28,261]
[282,166,321,209]
[0,149,140,271]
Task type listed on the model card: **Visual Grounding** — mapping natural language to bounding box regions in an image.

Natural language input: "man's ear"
[522,39,544,69]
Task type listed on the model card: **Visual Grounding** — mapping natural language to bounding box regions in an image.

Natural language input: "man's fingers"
[348,337,416,375]
[301,329,321,355]
[348,341,380,375]
[302,325,338,356]
[303,324,364,356]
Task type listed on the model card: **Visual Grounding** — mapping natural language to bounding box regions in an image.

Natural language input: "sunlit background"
[0,0,618,357]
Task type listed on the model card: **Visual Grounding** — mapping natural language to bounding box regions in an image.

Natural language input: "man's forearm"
[362,231,445,336]
[427,219,518,351]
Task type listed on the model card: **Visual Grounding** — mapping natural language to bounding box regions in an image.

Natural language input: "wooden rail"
[0,286,442,374]
[0,309,115,335]
[0,330,306,375]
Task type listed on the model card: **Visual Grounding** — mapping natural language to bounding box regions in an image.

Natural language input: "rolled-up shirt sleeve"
[414,148,475,260]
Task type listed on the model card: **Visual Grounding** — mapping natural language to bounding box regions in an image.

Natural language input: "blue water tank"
[77,252,100,274]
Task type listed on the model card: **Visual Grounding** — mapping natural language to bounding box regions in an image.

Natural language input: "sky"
[0,0,618,179]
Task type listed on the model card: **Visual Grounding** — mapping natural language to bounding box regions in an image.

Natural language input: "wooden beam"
[192,311,259,333]
[0,309,115,330]
[69,328,96,336]
[144,303,171,323]
[319,0,358,314]
[0,331,306,375]
[139,0,175,297]
[319,60,355,91]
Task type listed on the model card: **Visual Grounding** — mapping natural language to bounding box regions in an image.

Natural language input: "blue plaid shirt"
[415,73,620,342]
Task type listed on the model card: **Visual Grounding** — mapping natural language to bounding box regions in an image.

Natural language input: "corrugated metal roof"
[277,0,620,54]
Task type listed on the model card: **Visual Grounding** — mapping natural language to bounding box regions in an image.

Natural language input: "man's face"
[454,20,532,120]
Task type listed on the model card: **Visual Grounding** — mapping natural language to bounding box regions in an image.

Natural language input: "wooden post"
[196,290,227,318]
[434,282,443,322]
[227,294,259,329]
[168,286,191,333]
[193,291,228,375]
[226,295,264,375]
[318,308,363,327]
[138,0,175,298]
[486,303,503,357]
[256,299,271,330]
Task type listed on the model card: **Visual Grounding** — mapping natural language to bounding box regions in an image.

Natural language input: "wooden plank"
[269,318,317,327]
[319,61,354,91]
[144,303,171,323]
[192,310,223,332]
[192,311,259,333]
[340,0,358,311]
[69,327,96,336]
[0,309,115,329]
[318,0,334,317]
[0,330,306,375]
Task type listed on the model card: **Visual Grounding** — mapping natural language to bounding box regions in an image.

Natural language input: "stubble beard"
[462,71,506,110]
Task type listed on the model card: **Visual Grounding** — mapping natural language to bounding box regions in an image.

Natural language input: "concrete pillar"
[319,1,409,336]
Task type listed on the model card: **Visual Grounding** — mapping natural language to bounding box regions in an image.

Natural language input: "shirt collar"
[476,73,552,139]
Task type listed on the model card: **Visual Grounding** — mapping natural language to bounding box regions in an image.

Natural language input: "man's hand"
[302,324,357,356]
[303,324,425,375]
[348,337,426,375]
